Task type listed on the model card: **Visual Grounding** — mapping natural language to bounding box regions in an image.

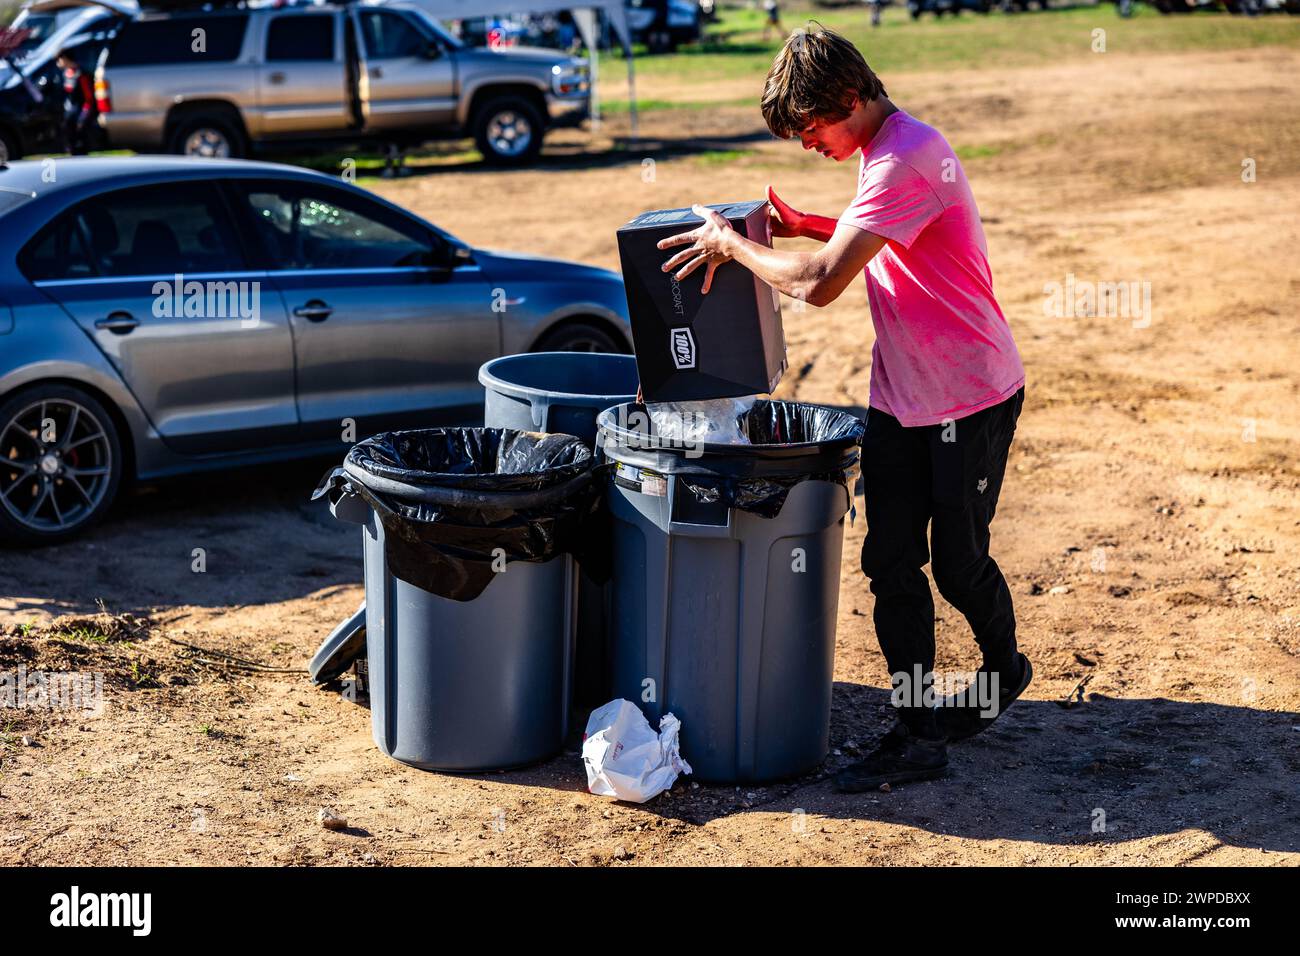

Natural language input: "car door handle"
[95,312,138,334]
[293,300,333,322]
[269,71,286,85]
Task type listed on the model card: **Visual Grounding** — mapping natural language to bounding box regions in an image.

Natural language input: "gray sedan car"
[0,156,631,544]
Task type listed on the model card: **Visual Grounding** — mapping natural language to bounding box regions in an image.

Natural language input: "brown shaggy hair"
[760,24,888,140]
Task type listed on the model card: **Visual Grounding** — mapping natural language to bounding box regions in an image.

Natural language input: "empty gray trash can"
[479,352,639,444]
[314,428,599,772]
[479,351,639,707]
[596,401,864,784]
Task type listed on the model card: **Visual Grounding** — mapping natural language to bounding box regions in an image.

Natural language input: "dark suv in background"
[0,0,133,161]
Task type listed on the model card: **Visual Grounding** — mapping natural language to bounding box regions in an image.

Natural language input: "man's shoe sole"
[940,654,1034,742]
[833,763,948,793]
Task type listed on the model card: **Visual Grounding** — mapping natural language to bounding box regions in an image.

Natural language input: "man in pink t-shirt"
[658,24,1030,791]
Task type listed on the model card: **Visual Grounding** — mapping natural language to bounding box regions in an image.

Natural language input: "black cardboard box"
[616,200,787,402]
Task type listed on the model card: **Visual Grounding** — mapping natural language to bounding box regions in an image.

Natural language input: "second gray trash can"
[597,401,864,784]
[314,428,600,772]
[479,351,639,708]
[479,351,639,444]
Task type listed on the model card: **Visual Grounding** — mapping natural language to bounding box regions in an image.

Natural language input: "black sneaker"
[937,653,1033,742]
[833,722,949,792]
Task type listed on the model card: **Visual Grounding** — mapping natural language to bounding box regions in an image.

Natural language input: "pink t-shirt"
[838,110,1024,427]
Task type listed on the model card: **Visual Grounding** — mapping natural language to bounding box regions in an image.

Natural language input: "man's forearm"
[723,232,832,305]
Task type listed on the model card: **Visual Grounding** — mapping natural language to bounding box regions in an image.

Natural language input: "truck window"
[266,14,335,63]
[109,15,250,67]
[358,10,427,60]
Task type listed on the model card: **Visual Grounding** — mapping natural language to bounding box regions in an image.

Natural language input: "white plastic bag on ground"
[647,397,755,446]
[582,699,692,802]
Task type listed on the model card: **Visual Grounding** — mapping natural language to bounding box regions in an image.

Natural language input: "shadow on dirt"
[289,128,774,180]
[442,687,1300,853]
[0,457,364,619]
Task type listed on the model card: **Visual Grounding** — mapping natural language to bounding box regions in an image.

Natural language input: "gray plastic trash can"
[479,352,639,445]
[315,428,597,772]
[596,401,864,784]
[479,351,639,707]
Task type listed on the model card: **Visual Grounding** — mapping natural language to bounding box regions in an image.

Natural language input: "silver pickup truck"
[94,1,590,164]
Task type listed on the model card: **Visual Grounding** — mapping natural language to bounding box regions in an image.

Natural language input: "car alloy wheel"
[184,127,232,158]
[485,110,533,159]
[0,398,114,534]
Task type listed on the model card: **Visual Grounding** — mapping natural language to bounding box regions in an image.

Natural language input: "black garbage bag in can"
[310,427,603,772]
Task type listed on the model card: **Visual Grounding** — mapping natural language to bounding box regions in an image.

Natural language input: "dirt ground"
[2,43,1298,867]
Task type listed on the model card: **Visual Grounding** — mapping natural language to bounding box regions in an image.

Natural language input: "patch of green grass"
[52,625,110,646]
[599,96,756,115]
[597,5,1300,88]
[0,717,18,751]
[128,660,159,688]
[954,142,1006,161]
[695,149,753,165]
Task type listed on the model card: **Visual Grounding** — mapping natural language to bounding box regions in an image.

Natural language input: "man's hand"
[657,204,736,295]
[767,185,806,239]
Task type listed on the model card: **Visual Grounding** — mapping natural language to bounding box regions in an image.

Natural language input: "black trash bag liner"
[739,399,866,447]
[312,428,604,601]
[348,428,592,490]
[601,400,865,520]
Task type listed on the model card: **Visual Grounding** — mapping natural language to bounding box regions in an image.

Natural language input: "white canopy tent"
[395,0,638,137]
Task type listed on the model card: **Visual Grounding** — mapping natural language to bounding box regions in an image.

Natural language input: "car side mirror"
[424,243,471,277]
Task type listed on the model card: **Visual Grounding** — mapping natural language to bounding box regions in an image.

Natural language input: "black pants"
[860,387,1025,736]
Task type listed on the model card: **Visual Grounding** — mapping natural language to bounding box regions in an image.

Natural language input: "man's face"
[796,103,861,162]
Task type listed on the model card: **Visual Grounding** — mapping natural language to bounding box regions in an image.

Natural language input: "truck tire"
[0,383,123,547]
[473,95,544,167]
[169,112,246,159]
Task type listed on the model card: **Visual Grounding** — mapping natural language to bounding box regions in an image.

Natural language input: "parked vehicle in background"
[626,0,700,53]
[0,157,631,544]
[95,1,590,165]
[455,11,579,52]
[908,0,992,17]
[0,0,132,160]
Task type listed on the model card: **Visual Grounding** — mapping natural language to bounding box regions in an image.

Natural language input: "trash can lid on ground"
[309,603,366,685]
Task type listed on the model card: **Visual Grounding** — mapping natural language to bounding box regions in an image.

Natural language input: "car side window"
[240,184,442,271]
[19,214,98,282]
[266,14,335,63]
[359,11,427,59]
[20,183,245,280]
